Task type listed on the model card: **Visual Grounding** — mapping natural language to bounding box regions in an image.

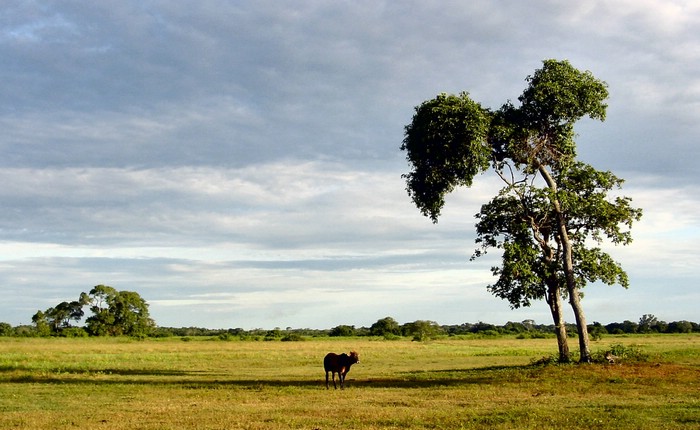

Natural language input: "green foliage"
[280,333,305,342]
[589,322,607,341]
[401,92,492,222]
[60,327,88,338]
[370,316,401,337]
[473,161,641,308]
[382,332,403,341]
[217,332,236,341]
[329,325,356,337]
[0,322,13,336]
[31,299,85,336]
[85,285,154,337]
[513,59,609,170]
[520,59,608,123]
[30,311,51,336]
[402,320,445,341]
[6,315,700,341]
[516,331,549,340]
[638,314,659,333]
[30,284,154,337]
[667,320,693,333]
[593,343,649,363]
[264,329,282,341]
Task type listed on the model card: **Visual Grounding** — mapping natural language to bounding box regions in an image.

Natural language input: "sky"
[1,1,699,330]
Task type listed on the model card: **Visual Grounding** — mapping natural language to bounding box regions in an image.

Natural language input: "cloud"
[1,1,699,328]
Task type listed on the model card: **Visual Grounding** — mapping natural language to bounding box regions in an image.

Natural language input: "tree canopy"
[32,285,154,337]
[401,59,642,362]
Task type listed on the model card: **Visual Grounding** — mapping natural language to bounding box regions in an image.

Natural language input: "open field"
[1,335,698,429]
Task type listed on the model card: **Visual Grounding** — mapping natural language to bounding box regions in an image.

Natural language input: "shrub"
[218,333,235,341]
[281,333,304,342]
[263,330,283,341]
[60,327,88,337]
[329,325,356,337]
[531,355,559,366]
[516,331,549,339]
[0,322,14,336]
[403,320,444,341]
[592,343,649,363]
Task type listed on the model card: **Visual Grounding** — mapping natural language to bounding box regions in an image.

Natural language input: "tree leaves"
[401,92,491,222]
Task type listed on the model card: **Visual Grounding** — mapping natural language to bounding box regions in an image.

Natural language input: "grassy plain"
[0,335,698,429]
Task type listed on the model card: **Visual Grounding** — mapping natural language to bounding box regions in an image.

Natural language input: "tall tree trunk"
[538,165,592,363]
[540,239,570,362]
[567,283,592,362]
[545,279,570,363]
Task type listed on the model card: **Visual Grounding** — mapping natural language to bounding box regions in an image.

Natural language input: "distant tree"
[263,328,283,341]
[280,332,304,342]
[85,285,154,336]
[502,321,527,334]
[401,59,642,362]
[61,327,88,337]
[470,321,498,334]
[32,299,86,336]
[667,320,693,333]
[31,311,51,336]
[655,320,669,333]
[607,320,640,334]
[444,323,474,335]
[13,325,35,337]
[329,325,356,337]
[402,320,444,341]
[588,322,607,340]
[370,317,401,337]
[84,285,118,336]
[0,322,13,336]
[638,314,659,333]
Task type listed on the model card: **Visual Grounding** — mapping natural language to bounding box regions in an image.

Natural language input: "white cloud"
[1,0,699,328]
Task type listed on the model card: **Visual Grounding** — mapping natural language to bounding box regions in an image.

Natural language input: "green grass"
[0,335,698,429]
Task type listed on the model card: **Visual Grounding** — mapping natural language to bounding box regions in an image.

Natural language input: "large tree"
[401,59,641,362]
[32,285,154,337]
[32,298,87,335]
[85,285,154,336]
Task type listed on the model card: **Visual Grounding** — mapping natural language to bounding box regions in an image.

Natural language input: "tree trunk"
[540,242,570,363]
[545,281,570,363]
[567,284,592,362]
[538,165,592,363]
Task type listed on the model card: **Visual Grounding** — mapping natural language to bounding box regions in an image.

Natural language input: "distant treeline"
[150,316,699,341]
[2,314,697,340]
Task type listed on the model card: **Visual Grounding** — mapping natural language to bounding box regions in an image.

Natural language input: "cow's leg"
[339,369,346,389]
[331,371,337,389]
[325,371,330,389]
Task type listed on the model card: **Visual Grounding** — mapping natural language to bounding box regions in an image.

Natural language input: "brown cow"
[324,351,359,389]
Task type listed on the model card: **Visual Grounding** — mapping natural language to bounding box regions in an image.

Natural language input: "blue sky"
[1,1,698,329]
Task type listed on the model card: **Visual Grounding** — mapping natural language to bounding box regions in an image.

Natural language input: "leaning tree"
[401,59,642,362]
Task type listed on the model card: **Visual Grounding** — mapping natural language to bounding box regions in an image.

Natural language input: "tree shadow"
[2,364,535,389]
[0,364,192,377]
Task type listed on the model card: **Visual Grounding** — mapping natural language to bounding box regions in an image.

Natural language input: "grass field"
[0,335,698,429]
